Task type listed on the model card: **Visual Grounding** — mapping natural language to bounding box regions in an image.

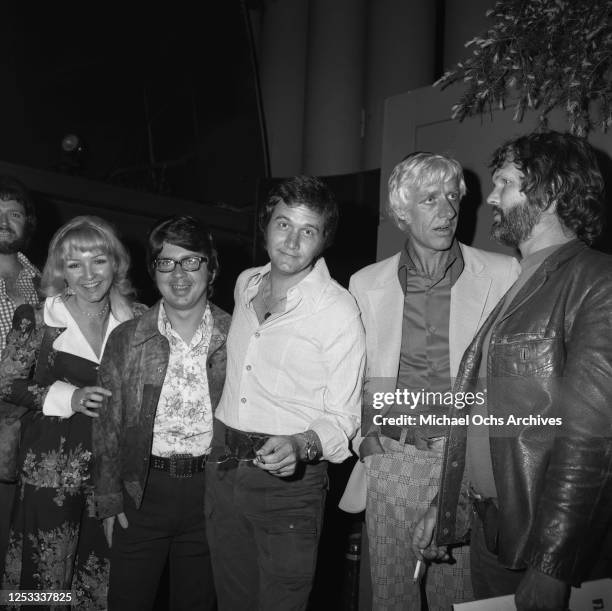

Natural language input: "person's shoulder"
[107,317,138,342]
[108,303,156,343]
[130,302,149,318]
[236,265,264,284]
[17,252,41,275]
[209,302,232,334]
[319,277,360,317]
[233,266,266,296]
[235,267,253,286]
[561,247,612,313]
[460,243,517,270]
[572,246,612,281]
[350,253,401,287]
[576,245,612,264]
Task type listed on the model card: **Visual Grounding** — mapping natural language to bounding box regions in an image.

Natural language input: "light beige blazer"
[339,243,520,512]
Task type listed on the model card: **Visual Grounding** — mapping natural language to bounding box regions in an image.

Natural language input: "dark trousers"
[205,448,327,610]
[108,469,215,611]
[470,513,525,600]
[0,482,15,577]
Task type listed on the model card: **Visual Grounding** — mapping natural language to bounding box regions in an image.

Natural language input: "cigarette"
[413,559,422,583]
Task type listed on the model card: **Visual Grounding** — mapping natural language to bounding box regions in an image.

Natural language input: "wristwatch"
[296,430,321,462]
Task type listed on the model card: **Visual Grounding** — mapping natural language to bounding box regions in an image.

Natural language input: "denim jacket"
[435,240,612,585]
[93,300,230,519]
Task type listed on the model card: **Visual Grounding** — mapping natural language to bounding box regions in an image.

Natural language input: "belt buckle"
[169,453,193,478]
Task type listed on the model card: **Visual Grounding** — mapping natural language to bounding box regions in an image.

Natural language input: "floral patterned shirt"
[151,303,213,457]
[0,252,40,355]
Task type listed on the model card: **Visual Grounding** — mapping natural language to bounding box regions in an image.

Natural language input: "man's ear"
[393,214,411,233]
[397,202,414,226]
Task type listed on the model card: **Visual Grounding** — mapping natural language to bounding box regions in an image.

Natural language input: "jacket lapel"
[498,272,546,324]
[450,275,492,378]
[209,303,229,358]
[499,240,584,324]
[365,277,403,379]
[449,247,492,378]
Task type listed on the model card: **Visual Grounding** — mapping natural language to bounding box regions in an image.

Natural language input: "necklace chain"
[262,277,286,319]
[77,300,110,319]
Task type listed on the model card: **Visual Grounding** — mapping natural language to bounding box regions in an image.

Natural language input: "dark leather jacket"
[93,301,230,519]
[436,240,612,585]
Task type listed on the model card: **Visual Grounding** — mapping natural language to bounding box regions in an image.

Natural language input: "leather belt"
[150,453,207,478]
[224,426,269,459]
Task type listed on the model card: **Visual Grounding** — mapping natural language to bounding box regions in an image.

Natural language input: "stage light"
[61,134,84,154]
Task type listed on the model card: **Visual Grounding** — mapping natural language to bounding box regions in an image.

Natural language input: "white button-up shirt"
[215,258,365,463]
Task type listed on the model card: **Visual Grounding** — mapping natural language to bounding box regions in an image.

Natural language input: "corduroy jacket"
[93,301,230,519]
[435,240,612,585]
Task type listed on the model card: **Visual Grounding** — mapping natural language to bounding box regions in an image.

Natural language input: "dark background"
[2,3,264,205]
[1,4,380,608]
[4,3,611,609]
[2,3,382,307]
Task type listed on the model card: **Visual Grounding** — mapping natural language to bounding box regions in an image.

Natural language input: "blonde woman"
[0,216,144,608]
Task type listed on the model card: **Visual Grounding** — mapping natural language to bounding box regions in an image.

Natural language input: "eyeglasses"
[207,445,257,464]
[154,255,208,273]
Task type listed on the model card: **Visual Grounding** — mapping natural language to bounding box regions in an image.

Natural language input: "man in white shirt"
[206,176,366,610]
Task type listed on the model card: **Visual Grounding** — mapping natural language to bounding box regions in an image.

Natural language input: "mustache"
[0,228,26,254]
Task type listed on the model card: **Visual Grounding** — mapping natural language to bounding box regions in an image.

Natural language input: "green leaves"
[436,0,612,136]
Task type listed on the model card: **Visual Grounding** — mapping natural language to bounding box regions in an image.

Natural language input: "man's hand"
[412,505,450,562]
[515,568,570,611]
[103,512,128,548]
[254,435,301,477]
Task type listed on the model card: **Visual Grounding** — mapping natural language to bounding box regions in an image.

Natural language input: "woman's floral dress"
[0,297,139,610]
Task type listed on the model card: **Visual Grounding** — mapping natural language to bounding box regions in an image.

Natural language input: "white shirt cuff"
[42,381,77,418]
[310,418,356,464]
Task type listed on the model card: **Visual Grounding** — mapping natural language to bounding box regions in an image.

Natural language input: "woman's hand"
[71,386,112,418]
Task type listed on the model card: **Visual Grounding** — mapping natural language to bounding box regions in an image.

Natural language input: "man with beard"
[0,175,40,576]
[0,176,39,351]
[414,131,612,611]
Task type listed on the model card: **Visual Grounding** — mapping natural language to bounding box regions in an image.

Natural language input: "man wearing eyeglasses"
[93,215,231,610]
[205,176,366,610]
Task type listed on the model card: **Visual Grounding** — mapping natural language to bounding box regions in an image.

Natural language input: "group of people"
[0,128,609,611]
[341,130,612,611]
